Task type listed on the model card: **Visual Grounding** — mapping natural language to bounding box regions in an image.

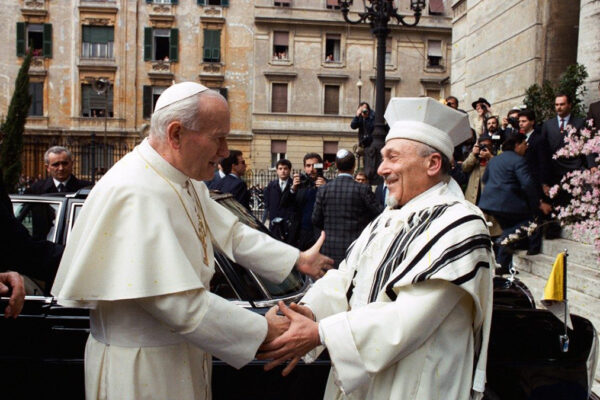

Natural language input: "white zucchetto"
[384,97,471,160]
[153,82,209,113]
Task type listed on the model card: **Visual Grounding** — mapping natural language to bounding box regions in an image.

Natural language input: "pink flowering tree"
[549,120,600,254]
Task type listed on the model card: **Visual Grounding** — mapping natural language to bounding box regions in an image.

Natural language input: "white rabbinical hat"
[153,81,209,113]
[384,97,471,160]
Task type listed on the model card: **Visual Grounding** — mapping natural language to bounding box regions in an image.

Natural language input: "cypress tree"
[0,51,32,193]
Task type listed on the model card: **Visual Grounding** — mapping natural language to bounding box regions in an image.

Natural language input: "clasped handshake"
[256,301,321,376]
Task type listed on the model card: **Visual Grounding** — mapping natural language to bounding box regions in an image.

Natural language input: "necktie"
[559,119,565,131]
[57,183,65,192]
[280,181,286,192]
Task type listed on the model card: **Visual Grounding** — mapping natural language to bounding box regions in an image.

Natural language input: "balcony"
[149,3,175,25]
[21,0,47,17]
[29,56,48,77]
[148,60,174,82]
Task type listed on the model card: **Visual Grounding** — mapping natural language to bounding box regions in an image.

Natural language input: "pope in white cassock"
[51,82,333,399]
[259,98,495,400]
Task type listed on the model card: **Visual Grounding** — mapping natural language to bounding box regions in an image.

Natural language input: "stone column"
[577,0,600,107]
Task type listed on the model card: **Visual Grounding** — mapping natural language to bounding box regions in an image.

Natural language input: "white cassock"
[302,181,494,400]
[51,138,299,400]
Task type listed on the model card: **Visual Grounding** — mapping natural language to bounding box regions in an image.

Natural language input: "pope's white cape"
[51,139,299,399]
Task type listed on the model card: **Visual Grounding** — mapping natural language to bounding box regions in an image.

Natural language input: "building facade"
[1,0,451,180]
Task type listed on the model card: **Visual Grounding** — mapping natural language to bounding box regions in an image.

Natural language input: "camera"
[507,117,519,130]
[479,144,488,152]
[314,163,324,178]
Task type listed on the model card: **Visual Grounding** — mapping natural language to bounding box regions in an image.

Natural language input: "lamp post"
[338,0,425,184]
[92,77,111,183]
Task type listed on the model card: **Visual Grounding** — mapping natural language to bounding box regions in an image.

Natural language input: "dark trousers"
[490,212,532,269]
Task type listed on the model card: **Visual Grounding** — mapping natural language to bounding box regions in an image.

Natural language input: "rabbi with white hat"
[258,97,494,400]
[51,82,333,399]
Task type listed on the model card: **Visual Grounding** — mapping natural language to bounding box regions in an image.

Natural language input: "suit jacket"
[541,115,594,183]
[205,170,223,190]
[374,183,386,207]
[312,175,383,267]
[213,174,250,210]
[280,176,324,250]
[26,175,92,194]
[263,178,294,221]
[479,150,539,217]
[588,101,600,128]
[524,125,552,188]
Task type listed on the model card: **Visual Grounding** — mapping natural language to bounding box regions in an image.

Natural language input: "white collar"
[138,138,188,186]
[53,177,71,187]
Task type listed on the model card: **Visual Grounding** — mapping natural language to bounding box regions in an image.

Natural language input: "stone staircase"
[512,235,600,393]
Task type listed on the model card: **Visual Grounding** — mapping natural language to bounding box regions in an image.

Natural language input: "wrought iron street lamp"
[338,0,425,184]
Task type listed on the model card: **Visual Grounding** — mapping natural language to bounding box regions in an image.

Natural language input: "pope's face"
[377,139,431,207]
[179,97,230,181]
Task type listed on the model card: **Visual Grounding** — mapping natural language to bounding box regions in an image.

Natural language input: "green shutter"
[203,29,211,61]
[83,26,91,42]
[221,0,228,6]
[43,23,52,58]
[171,0,178,4]
[197,0,205,5]
[169,29,178,62]
[108,27,114,42]
[144,27,152,61]
[143,86,152,119]
[16,22,26,56]
[212,30,220,62]
[146,0,152,3]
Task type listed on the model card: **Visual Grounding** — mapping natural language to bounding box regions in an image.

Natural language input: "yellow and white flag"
[541,252,573,329]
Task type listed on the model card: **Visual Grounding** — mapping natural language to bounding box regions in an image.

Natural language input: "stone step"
[514,269,600,389]
[514,251,600,300]
[541,238,599,268]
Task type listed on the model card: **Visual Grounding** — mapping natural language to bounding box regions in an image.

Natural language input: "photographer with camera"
[281,153,327,250]
[462,133,501,237]
[350,102,375,150]
[501,108,521,138]
[484,115,504,153]
[471,97,492,136]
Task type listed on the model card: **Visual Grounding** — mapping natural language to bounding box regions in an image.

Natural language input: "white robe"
[51,139,299,399]
[302,182,494,400]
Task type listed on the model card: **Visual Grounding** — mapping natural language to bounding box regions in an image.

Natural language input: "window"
[325,34,341,62]
[81,143,115,177]
[273,31,289,60]
[147,0,177,3]
[81,84,114,118]
[143,86,166,119]
[385,38,392,65]
[385,87,392,110]
[271,140,287,167]
[426,89,440,100]
[323,142,338,165]
[274,0,290,6]
[29,82,43,116]
[429,0,444,15]
[197,0,229,6]
[144,28,178,62]
[326,0,340,9]
[82,26,114,59]
[271,83,287,113]
[324,85,339,115]
[203,29,221,63]
[427,40,442,67]
[16,23,52,58]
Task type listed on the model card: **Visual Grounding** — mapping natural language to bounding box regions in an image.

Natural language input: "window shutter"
[212,30,220,61]
[108,27,114,42]
[82,85,90,116]
[146,0,152,4]
[221,0,229,6]
[324,85,339,115]
[170,28,178,61]
[273,31,289,46]
[197,0,205,5]
[429,0,444,14]
[271,140,287,154]
[143,86,152,119]
[144,27,152,61]
[203,29,211,60]
[83,26,91,43]
[427,40,442,57]
[326,0,338,6]
[271,83,287,113]
[323,141,338,155]
[43,24,52,58]
[16,22,26,56]
[171,0,178,4]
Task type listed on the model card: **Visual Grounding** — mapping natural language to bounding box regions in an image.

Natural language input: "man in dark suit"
[312,150,382,267]
[263,159,295,241]
[212,149,250,209]
[374,182,387,208]
[26,146,91,194]
[587,81,600,128]
[541,93,593,186]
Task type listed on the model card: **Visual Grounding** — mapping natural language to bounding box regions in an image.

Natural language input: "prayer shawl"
[302,181,494,400]
[51,139,299,399]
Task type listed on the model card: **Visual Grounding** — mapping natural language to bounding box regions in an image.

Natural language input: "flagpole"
[561,249,569,352]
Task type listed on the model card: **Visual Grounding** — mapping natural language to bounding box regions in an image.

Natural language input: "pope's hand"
[263,305,290,345]
[257,301,320,376]
[295,231,333,280]
[0,271,25,319]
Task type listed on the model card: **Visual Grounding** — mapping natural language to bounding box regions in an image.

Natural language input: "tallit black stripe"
[451,261,490,285]
[384,214,486,301]
[412,235,491,282]
[368,204,453,302]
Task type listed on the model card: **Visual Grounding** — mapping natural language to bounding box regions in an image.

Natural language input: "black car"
[1,191,598,399]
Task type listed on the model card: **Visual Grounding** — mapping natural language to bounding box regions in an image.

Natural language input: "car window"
[66,202,85,242]
[12,200,62,242]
